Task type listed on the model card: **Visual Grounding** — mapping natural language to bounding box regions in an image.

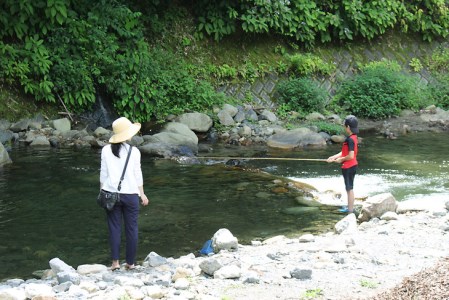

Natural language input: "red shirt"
[341,134,358,169]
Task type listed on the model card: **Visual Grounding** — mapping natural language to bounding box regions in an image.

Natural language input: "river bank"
[1,107,449,299]
[1,194,448,300]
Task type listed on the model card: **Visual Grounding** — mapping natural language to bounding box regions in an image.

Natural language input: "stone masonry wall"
[217,34,448,110]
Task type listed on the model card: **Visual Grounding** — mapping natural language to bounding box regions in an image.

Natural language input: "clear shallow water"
[0,132,448,280]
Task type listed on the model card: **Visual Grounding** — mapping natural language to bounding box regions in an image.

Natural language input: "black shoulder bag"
[97,146,133,211]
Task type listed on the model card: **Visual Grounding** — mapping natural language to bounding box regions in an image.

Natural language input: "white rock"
[174,277,190,290]
[141,285,165,299]
[25,283,54,299]
[212,228,238,252]
[5,279,24,287]
[125,286,146,299]
[114,276,145,287]
[199,257,223,276]
[213,265,241,279]
[358,193,398,222]
[79,280,99,293]
[298,234,315,243]
[322,239,348,253]
[251,240,262,246]
[262,235,286,245]
[0,287,26,300]
[335,213,358,234]
[49,257,75,273]
[77,264,108,275]
[432,209,447,217]
[172,267,195,282]
[144,251,168,267]
[104,286,128,299]
[67,284,89,298]
[381,211,399,221]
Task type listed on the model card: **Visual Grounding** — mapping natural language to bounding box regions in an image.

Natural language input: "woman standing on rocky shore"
[100,117,149,271]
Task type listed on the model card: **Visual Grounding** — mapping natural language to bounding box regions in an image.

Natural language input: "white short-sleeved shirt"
[100,143,143,195]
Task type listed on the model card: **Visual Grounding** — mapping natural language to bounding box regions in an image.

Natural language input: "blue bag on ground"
[199,239,214,255]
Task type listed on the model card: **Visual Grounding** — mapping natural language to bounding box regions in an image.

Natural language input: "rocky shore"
[0,193,448,300]
[2,103,449,167]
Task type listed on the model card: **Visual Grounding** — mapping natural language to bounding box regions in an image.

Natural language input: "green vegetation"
[306,121,344,136]
[0,0,227,122]
[360,279,378,289]
[1,1,449,124]
[193,0,449,44]
[333,62,426,119]
[276,77,328,116]
[288,53,335,77]
[0,85,59,121]
[301,288,323,299]
[409,58,423,72]
[425,47,449,110]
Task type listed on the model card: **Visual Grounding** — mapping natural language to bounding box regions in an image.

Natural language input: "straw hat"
[109,117,141,143]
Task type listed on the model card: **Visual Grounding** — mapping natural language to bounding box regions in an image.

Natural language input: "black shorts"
[342,165,357,191]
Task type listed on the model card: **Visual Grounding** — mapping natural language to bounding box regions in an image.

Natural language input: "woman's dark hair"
[111,143,123,158]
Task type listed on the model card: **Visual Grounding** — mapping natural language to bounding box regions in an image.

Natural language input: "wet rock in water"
[225,159,242,166]
[288,180,318,193]
[271,186,289,193]
[295,195,323,207]
[173,156,200,165]
[282,206,319,215]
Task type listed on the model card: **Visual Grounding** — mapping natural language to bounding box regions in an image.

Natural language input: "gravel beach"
[194,203,449,300]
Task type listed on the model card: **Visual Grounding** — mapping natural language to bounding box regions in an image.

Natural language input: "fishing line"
[194,156,327,162]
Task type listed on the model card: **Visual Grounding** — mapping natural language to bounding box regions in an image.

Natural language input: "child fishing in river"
[327,115,359,213]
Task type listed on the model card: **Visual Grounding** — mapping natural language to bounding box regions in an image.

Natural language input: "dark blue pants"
[106,193,139,265]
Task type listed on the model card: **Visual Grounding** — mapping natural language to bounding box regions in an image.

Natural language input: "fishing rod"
[194,156,328,162]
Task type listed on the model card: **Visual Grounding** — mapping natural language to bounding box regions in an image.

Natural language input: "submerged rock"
[282,206,320,215]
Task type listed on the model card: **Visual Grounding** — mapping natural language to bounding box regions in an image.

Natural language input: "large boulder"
[140,122,198,157]
[176,112,213,133]
[221,104,238,117]
[358,193,398,222]
[53,118,71,132]
[217,110,235,126]
[0,142,12,166]
[0,130,15,144]
[10,119,30,132]
[211,228,238,252]
[266,127,326,150]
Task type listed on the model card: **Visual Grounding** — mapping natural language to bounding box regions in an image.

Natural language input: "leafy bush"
[192,0,449,45]
[307,121,344,135]
[334,66,425,119]
[288,53,334,77]
[427,74,449,109]
[276,77,328,115]
[129,48,226,121]
[409,58,423,72]
[428,47,449,73]
[360,59,402,72]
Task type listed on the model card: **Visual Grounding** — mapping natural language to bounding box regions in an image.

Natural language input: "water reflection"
[0,132,448,280]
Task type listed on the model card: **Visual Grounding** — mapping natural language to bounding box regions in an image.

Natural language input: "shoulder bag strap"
[117,145,133,191]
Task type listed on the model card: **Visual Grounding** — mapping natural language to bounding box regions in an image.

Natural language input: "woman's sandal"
[111,266,121,271]
[125,264,136,270]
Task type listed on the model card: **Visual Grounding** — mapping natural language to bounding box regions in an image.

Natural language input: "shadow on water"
[1,132,448,280]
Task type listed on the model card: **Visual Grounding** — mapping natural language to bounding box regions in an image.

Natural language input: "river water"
[1,132,448,280]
